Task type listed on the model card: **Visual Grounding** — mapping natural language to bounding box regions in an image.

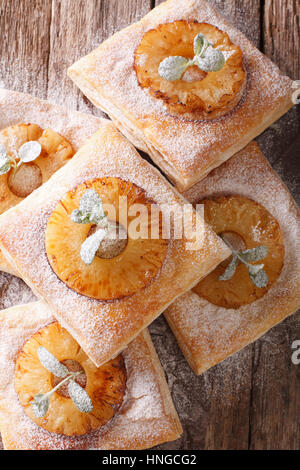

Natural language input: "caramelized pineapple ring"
[15,322,127,436]
[0,123,74,210]
[193,196,284,309]
[134,21,246,120]
[46,177,169,300]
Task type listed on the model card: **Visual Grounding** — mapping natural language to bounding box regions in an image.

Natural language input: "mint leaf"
[0,144,8,159]
[37,346,69,378]
[80,228,107,265]
[79,189,102,213]
[0,158,11,175]
[30,394,50,418]
[18,141,42,163]
[68,380,93,413]
[195,46,225,72]
[239,246,268,262]
[247,263,265,276]
[194,33,209,56]
[71,189,107,225]
[158,56,188,81]
[249,269,268,288]
[0,145,11,175]
[219,255,238,281]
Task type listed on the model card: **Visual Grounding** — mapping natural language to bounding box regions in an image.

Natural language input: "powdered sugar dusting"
[68,0,294,184]
[0,272,36,310]
[165,142,300,374]
[0,88,106,152]
[0,88,106,278]
[0,122,228,367]
[0,302,180,449]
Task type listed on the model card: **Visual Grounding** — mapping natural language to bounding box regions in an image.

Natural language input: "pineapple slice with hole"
[46,177,169,300]
[193,195,284,309]
[0,123,74,204]
[134,20,246,120]
[15,322,127,436]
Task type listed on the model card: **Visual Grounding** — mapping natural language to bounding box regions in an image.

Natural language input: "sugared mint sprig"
[218,240,269,288]
[71,189,110,265]
[71,189,107,226]
[158,33,225,81]
[30,346,93,418]
[0,141,42,175]
[0,145,11,175]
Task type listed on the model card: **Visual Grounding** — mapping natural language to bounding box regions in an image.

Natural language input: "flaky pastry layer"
[0,302,182,450]
[0,88,105,275]
[164,142,300,374]
[0,122,229,366]
[68,0,294,191]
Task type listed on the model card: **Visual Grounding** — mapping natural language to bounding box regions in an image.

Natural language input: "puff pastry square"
[68,0,294,191]
[0,121,229,366]
[164,142,300,374]
[0,88,105,275]
[0,301,182,450]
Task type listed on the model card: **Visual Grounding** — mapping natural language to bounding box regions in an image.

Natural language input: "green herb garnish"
[158,33,225,81]
[30,346,93,418]
[219,242,269,288]
[71,189,111,265]
[0,141,42,175]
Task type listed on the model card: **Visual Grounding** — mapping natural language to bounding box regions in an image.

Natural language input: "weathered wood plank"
[250,0,300,449]
[256,125,300,450]
[212,0,300,450]
[155,0,261,46]
[263,0,299,79]
[0,0,52,97]
[210,0,261,47]
[151,0,259,451]
[249,316,300,449]
[47,0,152,112]
[0,0,299,451]
[154,1,299,451]
[0,0,51,452]
[203,348,253,450]
[150,317,253,450]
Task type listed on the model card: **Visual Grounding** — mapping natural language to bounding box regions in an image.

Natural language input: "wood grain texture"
[0,0,52,96]
[211,0,261,47]
[0,0,299,450]
[189,0,261,451]
[263,0,299,79]
[253,125,300,450]
[249,315,300,449]
[150,316,253,450]
[251,1,300,448]
[47,0,151,111]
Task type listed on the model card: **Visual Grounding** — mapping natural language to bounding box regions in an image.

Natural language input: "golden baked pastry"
[0,302,182,449]
[164,142,300,374]
[68,0,296,191]
[134,20,246,120]
[193,195,284,309]
[0,123,73,274]
[15,322,126,436]
[0,122,229,367]
[0,88,107,275]
[46,177,168,300]
[0,123,74,202]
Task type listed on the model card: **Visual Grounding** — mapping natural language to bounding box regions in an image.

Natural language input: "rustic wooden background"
[0,0,299,450]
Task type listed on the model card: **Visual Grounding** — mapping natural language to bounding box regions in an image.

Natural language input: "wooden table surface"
[0,0,299,450]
